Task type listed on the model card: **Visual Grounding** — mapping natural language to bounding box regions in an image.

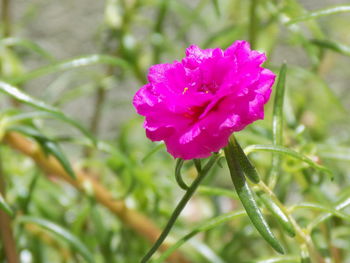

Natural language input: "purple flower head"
[133,41,275,160]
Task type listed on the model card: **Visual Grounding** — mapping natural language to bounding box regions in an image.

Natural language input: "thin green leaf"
[254,256,299,263]
[198,186,238,199]
[21,172,40,214]
[232,135,260,183]
[0,81,96,145]
[272,63,287,151]
[307,197,350,230]
[41,140,75,179]
[300,244,311,263]
[211,0,220,17]
[152,0,170,64]
[5,111,60,125]
[141,143,165,163]
[153,210,246,263]
[288,66,347,113]
[249,0,258,49]
[175,159,189,190]
[287,4,350,24]
[245,144,332,176]
[193,159,202,173]
[8,125,48,141]
[8,125,75,179]
[8,54,130,85]
[0,37,55,61]
[17,216,94,263]
[187,239,225,263]
[292,202,350,223]
[141,154,219,263]
[224,138,284,254]
[0,81,57,113]
[268,63,287,187]
[202,25,243,48]
[317,144,350,161]
[0,192,13,217]
[258,192,295,237]
[310,39,350,56]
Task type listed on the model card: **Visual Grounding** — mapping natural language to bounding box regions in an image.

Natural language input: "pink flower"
[133,41,275,160]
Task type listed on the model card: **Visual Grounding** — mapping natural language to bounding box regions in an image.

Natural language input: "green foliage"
[17,216,95,263]
[0,0,350,262]
[224,137,284,254]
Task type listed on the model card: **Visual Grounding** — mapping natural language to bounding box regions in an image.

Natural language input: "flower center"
[183,102,211,121]
[197,82,218,94]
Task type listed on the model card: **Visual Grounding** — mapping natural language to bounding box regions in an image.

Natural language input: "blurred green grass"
[1,0,350,262]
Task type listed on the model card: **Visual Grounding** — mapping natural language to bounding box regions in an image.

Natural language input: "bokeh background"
[7,0,350,136]
[1,0,350,262]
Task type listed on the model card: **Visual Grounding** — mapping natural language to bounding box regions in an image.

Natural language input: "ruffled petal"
[133,40,275,159]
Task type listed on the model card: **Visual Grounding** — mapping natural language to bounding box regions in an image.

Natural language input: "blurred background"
[1,0,350,262]
[6,0,350,136]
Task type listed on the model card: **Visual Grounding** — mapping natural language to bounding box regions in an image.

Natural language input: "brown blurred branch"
[4,132,191,263]
[0,209,19,263]
[0,148,19,263]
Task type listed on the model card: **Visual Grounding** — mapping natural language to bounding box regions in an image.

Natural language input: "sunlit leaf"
[9,54,130,85]
[0,193,13,217]
[287,4,350,24]
[307,197,350,230]
[254,256,299,263]
[291,202,350,223]
[0,81,95,145]
[245,144,332,176]
[310,39,350,56]
[0,37,55,61]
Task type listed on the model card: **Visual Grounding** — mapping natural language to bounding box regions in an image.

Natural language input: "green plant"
[0,0,350,262]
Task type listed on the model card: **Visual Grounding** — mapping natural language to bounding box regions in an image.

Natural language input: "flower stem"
[1,0,11,37]
[249,0,258,49]
[1,0,20,108]
[140,154,219,263]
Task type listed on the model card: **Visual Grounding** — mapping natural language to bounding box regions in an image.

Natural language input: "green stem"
[257,181,324,263]
[249,0,258,49]
[84,74,109,157]
[90,84,107,137]
[140,154,218,263]
[1,0,20,108]
[1,0,11,37]
[152,0,169,64]
[175,159,189,190]
[267,63,287,189]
